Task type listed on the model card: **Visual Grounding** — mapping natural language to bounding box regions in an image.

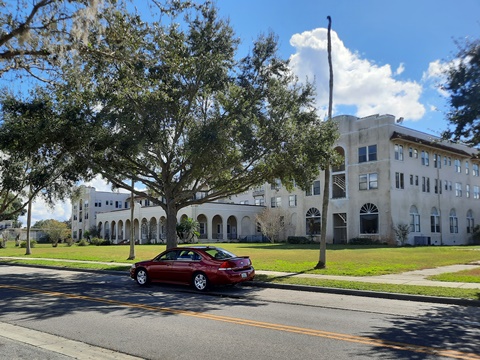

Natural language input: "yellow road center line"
[2,284,479,360]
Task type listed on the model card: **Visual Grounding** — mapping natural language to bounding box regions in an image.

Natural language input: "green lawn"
[428,267,480,283]
[1,242,479,300]
[1,242,480,276]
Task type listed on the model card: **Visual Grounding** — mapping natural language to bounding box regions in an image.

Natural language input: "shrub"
[287,236,314,244]
[20,240,37,248]
[392,223,410,246]
[348,237,380,245]
[90,237,111,246]
[77,239,89,246]
[471,225,480,245]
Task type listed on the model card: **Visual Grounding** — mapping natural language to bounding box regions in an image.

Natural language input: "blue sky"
[216,0,480,134]
[19,0,480,225]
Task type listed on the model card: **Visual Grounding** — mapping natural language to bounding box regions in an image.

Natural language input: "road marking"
[2,284,479,360]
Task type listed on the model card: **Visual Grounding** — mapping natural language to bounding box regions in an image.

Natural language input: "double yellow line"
[2,284,479,360]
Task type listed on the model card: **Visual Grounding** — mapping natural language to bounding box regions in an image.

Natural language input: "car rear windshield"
[204,247,236,260]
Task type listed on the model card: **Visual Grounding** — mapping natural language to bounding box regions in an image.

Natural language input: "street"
[0,265,479,359]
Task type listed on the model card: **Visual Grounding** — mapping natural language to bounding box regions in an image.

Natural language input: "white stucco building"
[71,114,480,245]
[71,186,131,240]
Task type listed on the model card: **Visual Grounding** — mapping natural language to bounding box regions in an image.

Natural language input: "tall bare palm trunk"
[316,16,333,269]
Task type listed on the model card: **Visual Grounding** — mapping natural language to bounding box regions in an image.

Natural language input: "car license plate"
[241,273,247,278]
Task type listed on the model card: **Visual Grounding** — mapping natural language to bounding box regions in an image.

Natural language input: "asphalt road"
[0,265,479,360]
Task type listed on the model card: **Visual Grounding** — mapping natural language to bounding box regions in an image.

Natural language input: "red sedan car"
[130,246,255,291]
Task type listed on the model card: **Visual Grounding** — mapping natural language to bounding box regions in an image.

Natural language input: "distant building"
[0,220,13,231]
[0,221,43,242]
[70,186,130,240]
[72,114,480,245]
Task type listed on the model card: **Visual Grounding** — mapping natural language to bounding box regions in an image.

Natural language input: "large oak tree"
[54,3,339,250]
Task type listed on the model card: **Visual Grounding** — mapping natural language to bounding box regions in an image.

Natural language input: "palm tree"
[316,16,334,269]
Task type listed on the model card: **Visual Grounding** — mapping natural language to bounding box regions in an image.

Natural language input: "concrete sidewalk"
[256,263,480,289]
[1,256,479,289]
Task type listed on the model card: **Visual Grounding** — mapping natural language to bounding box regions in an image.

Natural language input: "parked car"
[130,246,255,291]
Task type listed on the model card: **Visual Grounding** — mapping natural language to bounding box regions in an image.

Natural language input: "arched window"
[332,146,345,172]
[467,210,474,234]
[430,207,440,233]
[141,219,149,241]
[306,208,321,235]
[410,205,420,232]
[104,221,110,240]
[449,209,458,233]
[360,203,378,234]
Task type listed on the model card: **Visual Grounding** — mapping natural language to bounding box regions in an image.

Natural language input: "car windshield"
[204,247,236,260]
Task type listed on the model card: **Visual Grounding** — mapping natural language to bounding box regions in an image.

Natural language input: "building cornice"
[390,131,479,159]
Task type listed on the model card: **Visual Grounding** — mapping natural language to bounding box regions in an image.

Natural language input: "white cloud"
[422,59,450,97]
[18,197,71,227]
[423,59,447,80]
[395,63,405,76]
[82,176,117,192]
[289,28,425,121]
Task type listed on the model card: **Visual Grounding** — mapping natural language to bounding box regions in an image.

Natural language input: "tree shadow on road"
[358,305,480,359]
[0,264,267,323]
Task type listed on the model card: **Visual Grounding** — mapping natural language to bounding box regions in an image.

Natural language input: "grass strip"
[254,274,480,300]
[428,268,480,283]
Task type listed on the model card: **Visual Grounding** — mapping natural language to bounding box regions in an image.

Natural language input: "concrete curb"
[245,281,480,307]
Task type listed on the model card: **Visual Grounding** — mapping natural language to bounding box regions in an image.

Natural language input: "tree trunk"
[128,179,135,260]
[316,166,329,268]
[165,200,178,249]
[316,16,333,269]
[25,197,32,256]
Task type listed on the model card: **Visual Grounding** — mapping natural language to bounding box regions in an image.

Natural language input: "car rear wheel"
[135,268,149,286]
[193,272,209,291]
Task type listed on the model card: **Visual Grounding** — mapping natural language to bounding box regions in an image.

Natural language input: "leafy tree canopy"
[442,38,480,147]
[0,192,26,221]
[0,0,122,224]
[0,88,91,221]
[0,0,111,81]
[45,3,339,248]
[35,218,69,245]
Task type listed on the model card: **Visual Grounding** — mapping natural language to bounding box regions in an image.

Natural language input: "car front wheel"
[193,272,209,291]
[135,268,149,286]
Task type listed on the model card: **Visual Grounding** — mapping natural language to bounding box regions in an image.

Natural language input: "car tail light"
[218,261,234,270]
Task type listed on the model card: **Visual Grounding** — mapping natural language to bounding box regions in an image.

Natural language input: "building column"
[208,218,213,242]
